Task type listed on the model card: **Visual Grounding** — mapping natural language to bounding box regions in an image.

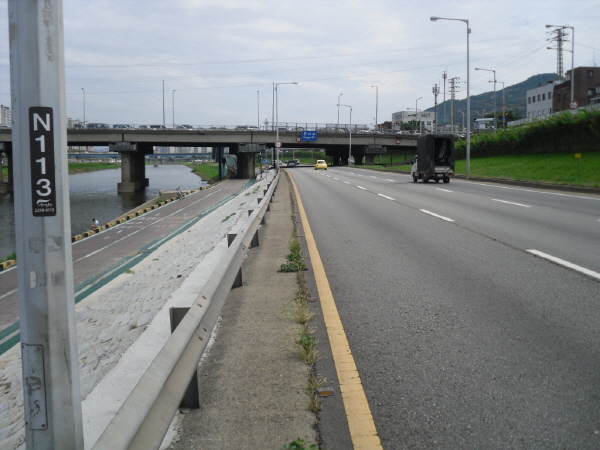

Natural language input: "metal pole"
[81,88,85,128]
[337,93,343,132]
[8,1,83,448]
[349,107,352,164]
[570,27,575,102]
[466,19,471,176]
[416,97,422,134]
[162,80,165,128]
[371,86,378,132]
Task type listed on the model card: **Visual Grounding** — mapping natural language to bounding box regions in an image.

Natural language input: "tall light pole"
[431,16,471,176]
[162,80,165,128]
[546,24,575,103]
[81,87,85,128]
[337,93,343,132]
[416,96,422,133]
[476,67,496,132]
[371,86,378,132]
[275,81,298,164]
[338,103,352,165]
[492,81,506,126]
[172,89,176,128]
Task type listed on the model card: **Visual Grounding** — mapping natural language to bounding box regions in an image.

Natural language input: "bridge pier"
[363,154,375,165]
[113,142,150,193]
[0,143,13,194]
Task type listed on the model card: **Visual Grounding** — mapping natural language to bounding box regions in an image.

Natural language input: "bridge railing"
[90,171,279,450]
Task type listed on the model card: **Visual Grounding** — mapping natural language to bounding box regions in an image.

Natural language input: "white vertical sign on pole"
[8,1,84,449]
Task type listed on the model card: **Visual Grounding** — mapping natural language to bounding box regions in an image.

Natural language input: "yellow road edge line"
[288,173,383,450]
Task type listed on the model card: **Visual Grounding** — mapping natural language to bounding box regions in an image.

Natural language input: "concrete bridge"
[0,128,417,192]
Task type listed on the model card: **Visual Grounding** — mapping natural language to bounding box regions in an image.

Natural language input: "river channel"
[0,164,208,259]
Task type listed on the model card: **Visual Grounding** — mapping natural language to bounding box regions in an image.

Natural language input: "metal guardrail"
[91,172,280,450]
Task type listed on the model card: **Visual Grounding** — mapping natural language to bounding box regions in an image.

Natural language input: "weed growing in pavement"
[221,212,236,222]
[282,438,317,450]
[124,268,135,274]
[307,371,327,413]
[280,238,307,272]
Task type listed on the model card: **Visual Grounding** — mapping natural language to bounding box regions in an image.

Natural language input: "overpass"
[0,128,417,192]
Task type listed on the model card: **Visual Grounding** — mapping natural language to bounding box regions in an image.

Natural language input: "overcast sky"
[1,0,598,128]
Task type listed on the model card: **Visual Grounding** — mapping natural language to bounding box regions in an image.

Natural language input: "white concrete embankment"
[0,172,274,450]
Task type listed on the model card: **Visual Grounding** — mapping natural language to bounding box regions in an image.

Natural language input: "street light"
[338,103,352,165]
[546,24,575,103]
[407,107,421,133]
[431,15,471,176]
[337,93,343,132]
[81,87,85,128]
[416,96,422,133]
[371,86,378,132]
[476,67,496,132]
[492,81,506,126]
[172,90,176,128]
[275,81,298,164]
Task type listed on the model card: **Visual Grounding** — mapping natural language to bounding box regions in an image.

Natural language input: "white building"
[526,81,556,120]
[391,110,436,132]
[0,105,11,127]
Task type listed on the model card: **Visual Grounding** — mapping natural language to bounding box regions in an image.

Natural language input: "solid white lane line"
[492,199,531,208]
[420,209,455,222]
[357,186,367,190]
[527,250,600,281]
[378,194,395,201]
[436,188,453,193]
[0,289,17,300]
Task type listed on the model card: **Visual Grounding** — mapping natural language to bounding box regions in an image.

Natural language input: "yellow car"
[314,159,328,170]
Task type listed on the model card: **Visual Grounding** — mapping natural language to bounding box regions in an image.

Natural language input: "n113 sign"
[29,107,57,216]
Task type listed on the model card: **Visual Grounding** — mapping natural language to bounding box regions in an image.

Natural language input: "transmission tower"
[547,27,568,80]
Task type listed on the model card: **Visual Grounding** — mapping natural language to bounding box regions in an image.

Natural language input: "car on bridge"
[315,159,328,170]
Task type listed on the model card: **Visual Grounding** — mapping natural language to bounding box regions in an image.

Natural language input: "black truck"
[410,134,455,183]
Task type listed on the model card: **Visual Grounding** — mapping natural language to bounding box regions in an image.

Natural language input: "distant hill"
[425,73,558,124]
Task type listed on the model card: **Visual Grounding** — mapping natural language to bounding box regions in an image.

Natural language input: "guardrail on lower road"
[91,171,279,450]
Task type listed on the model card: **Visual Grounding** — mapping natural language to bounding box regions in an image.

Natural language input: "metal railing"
[91,172,279,450]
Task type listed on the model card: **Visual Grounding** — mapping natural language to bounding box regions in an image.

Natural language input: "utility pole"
[442,70,447,131]
[449,77,460,133]
[8,1,84,448]
[432,83,440,132]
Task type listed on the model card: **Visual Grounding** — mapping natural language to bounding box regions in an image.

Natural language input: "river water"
[0,165,208,259]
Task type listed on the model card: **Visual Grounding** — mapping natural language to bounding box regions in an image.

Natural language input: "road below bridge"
[289,166,600,449]
[0,179,250,353]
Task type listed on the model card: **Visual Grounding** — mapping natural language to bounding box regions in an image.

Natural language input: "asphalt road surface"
[289,166,600,449]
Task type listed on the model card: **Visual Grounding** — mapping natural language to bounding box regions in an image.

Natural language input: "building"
[526,81,556,120]
[553,66,600,112]
[0,105,11,127]
[391,110,436,132]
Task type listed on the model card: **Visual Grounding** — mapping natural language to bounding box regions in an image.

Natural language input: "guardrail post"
[227,233,243,288]
[246,210,260,247]
[169,307,200,409]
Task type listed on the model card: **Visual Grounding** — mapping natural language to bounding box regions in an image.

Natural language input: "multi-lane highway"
[289,166,600,449]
